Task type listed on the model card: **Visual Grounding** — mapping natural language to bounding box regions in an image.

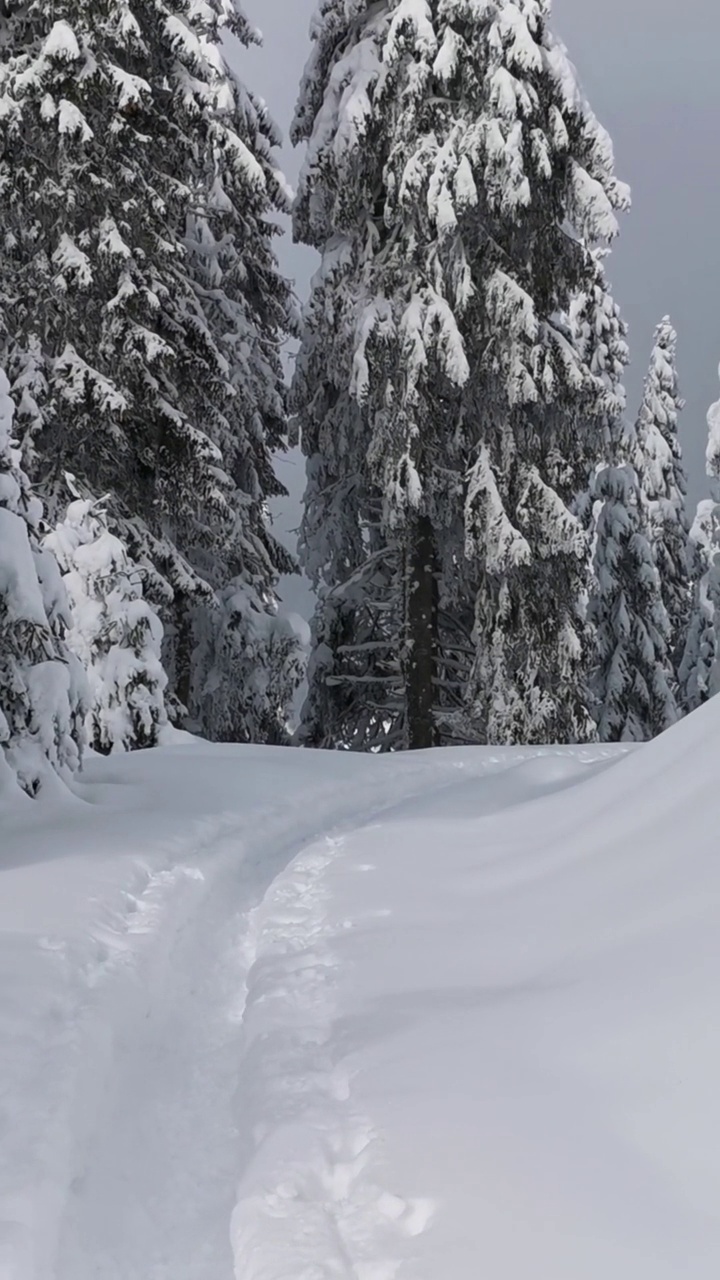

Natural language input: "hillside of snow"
[3,704,720,1279]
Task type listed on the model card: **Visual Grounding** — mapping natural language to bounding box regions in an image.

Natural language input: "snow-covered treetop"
[570,250,629,440]
[293,0,630,521]
[294,0,629,245]
[690,498,717,558]
[590,460,678,743]
[631,316,690,668]
[706,364,720,483]
[634,317,686,503]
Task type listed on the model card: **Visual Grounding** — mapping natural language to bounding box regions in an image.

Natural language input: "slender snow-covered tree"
[589,457,679,742]
[44,487,168,754]
[678,499,718,714]
[293,0,630,749]
[679,366,720,711]
[632,318,690,672]
[0,368,85,795]
[0,0,299,739]
[179,2,303,729]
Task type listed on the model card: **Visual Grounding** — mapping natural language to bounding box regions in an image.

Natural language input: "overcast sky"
[239,0,720,514]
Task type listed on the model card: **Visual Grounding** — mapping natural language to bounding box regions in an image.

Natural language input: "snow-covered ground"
[3,703,720,1279]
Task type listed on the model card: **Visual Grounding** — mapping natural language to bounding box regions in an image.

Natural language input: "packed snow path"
[1,741,570,1280]
[49,755,458,1280]
[4,709,720,1280]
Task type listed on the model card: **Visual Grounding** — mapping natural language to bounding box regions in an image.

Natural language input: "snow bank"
[2,701,720,1278]
[234,704,720,1279]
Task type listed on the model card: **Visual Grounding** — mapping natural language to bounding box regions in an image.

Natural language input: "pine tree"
[0,0,299,739]
[632,318,691,673]
[293,0,630,749]
[0,368,85,795]
[589,456,679,742]
[44,485,168,754]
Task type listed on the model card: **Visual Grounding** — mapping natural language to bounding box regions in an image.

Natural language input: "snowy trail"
[54,836,257,1280]
[230,831,439,1280]
[40,746,560,1280]
[10,717,720,1278]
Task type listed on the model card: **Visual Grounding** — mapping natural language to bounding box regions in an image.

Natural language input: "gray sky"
[240,0,720,517]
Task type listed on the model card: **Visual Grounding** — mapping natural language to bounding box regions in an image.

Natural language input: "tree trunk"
[405,513,438,750]
[172,596,193,724]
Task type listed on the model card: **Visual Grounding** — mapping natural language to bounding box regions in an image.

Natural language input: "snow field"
[4,703,720,1278]
[1,739,542,1280]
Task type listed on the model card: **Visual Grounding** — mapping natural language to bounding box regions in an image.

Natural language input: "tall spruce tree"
[632,318,691,673]
[678,499,718,714]
[0,0,299,739]
[589,455,679,743]
[680,366,720,710]
[293,0,629,750]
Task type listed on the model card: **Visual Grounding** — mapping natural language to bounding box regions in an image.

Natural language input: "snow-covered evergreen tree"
[0,0,299,740]
[678,500,718,714]
[632,318,691,672]
[589,458,679,742]
[679,366,720,712]
[44,487,168,754]
[194,579,307,745]
[0,369,85,795]
[293,0,630,749]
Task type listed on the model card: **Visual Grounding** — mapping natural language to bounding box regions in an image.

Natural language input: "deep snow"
[2,703,720,1279]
